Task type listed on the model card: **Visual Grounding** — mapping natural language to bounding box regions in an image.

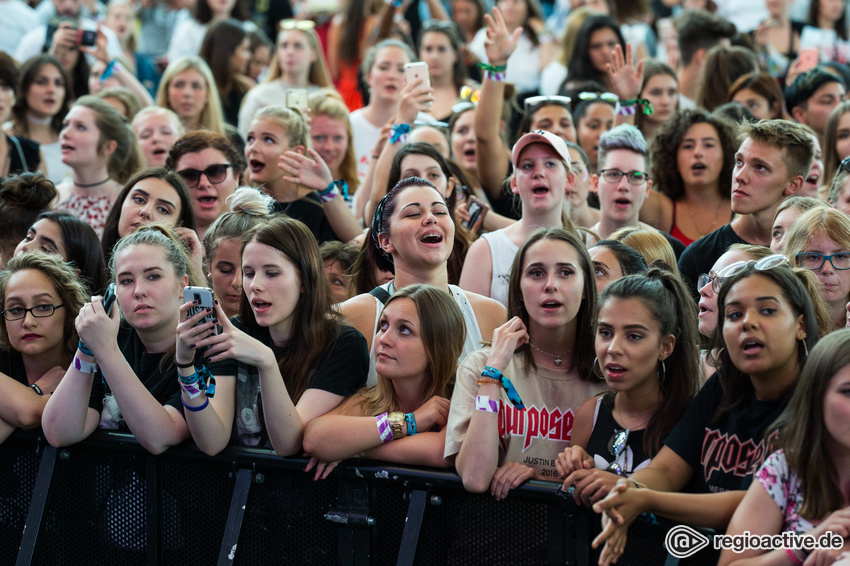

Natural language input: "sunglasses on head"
[279,19,316,31]
[177,164,231,188]
[459,85,481,104]
[699,254,790,294]
[524,95,572,112]
[577,91,618,104]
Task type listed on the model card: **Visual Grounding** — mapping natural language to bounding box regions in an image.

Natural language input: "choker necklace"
[26,114,53,125]
[527,342,571,366]
[75,176,111,188]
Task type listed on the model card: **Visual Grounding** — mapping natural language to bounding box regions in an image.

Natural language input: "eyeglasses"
[459,85,481,104]
[279,19,316,31]
[524,95,571,111]
[177,164,231,188]
[606,428,630,476]
[712,254,791,293]
[2,304,65,321]
[697,272,720,293]
[599,169,648,185]
[578,91,618,104]
[796,252,850,271]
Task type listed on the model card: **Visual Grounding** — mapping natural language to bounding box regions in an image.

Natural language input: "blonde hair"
[265,27,332,88]
[156,56,226,136]
[131,106,186,138]
[609,227,679,275]
[308,89,359,194]
[252,105,311,149]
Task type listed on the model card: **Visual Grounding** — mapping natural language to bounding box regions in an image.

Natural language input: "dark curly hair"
[649,109,738,201]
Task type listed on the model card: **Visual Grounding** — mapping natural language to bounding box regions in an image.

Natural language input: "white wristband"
[475,395,499,413]
[73,355,99,374]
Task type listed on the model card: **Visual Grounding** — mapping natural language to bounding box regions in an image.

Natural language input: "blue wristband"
[77,340,94,357]
[405,412,417,435]
[481,366,525,410]
[181,396,210,412]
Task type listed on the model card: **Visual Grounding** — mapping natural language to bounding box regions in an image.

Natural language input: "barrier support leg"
[16,445,57,566]
[218,468,253,565]
[395,488,428,566]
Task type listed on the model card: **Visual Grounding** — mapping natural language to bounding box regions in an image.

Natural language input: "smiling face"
[26,63,65,120]
[60,106,108,168]
[577,102,614,168]
[511,143,571,213]
[589,245,623,293]
[596,297,674,392]
[117,178,182,238]
[134,112,180,167]
[677,122,724,190]
[519,238,585,331]
[530,104,576,144]
[366,46,409,104]
[375,297,428,381]
[242,240,302,343]
[245,117,293,184]
[593,148,651,227]
[276,29,316,78]
[380,185,454,269]
[310,115,348,174]
[451,108,476,170]
[641,73,678,123]
[114,243,186,333]
[731,138,796,216]
[4,269,66,359]
[176,147,238,228]
[721,273,805,381]
[799,231,850,304]
[15,219,66,259]
[697,249,750,337]
[167,69,208,127]
[208,237,242,317]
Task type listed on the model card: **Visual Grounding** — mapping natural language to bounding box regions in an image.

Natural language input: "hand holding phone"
[404,62,431,89]
[183,286,218,335]
[101,283,117,315]
[462,196,489,233]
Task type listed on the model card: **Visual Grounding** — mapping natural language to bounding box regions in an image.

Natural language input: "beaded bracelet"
[389,123,411,145]
[481,366,525,409]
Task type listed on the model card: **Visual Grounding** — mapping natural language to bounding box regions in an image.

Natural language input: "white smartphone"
[183,286,218,335]
[286,88,309,114]
[404,62,431,89]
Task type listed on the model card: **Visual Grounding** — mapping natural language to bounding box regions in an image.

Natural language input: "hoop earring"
[801,339,809,358]
[593,356,600,376]
[658,360,666,382]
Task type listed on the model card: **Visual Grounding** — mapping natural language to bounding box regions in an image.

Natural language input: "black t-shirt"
[677,223,750,300]
[272,193,338,244]
[664,374,785,494]
[6,135,40,178]
[661,231,686,260]
[208,319,368,447]
[0,348,28,386]
[585,395,650,476]
[88,325,182,430]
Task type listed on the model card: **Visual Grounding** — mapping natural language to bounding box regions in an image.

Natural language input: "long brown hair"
[238,216,340,403]
[361,284,465,415]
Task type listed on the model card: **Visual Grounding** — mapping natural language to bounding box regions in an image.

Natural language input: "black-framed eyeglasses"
[599,169,648,185]
[177,164,231,188]
[712,254,791,293]
[524,94,572,112]
[697,272,719,293]
[606,428,630,476]
[578,91,618,104]
[2,304,65,321]
[796,252,850,271]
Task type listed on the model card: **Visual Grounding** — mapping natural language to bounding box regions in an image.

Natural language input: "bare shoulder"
[462,291,507,341]
[640,190,673,231]
[338,293,379,347]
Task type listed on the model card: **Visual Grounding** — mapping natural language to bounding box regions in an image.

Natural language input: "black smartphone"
[462,196,488,232]
[101,283,117,315]
[78,29,97,47]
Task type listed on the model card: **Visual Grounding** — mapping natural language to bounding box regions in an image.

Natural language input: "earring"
[657,360,666,382]
[593,356,600,375]
[801,339,809,358]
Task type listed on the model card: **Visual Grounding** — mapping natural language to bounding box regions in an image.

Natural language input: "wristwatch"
[387,412,406,440]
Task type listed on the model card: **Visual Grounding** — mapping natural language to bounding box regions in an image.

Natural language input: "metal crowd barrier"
[0,429,720,565]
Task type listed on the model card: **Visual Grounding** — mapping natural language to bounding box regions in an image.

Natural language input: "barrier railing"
[0,429,720,566]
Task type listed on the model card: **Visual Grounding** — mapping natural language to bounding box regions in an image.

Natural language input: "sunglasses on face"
[177,164,231,188]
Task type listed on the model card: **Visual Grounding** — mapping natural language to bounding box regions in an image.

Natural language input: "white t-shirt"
[349,108,381,183]
[0,0,39,60]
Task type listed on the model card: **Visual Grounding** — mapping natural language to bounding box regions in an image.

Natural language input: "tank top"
[365,282,484,386]
[480,229,519,308]
[670,201,696,247]
[585,396,651,476]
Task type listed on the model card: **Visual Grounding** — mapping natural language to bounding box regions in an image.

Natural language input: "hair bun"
[0,172,58,210]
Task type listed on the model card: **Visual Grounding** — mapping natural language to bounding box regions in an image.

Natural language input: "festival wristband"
[477,62,507,82]
[389,123,411,145]
[481,366,525,409]
[318,179,349,203]
[405,412,417,436]
[475,395,498,413]
[376,412,393,443]
[179,380,205,399]
[178,364,216,397]
[181,396,210,412]
[29,383,44,396]
[73,355,99,374]
[77,340,94,357]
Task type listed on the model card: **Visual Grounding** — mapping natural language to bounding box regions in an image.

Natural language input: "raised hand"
[607,44,644,101]
[485,316,529,372]
[279,148,334,192]
[483,7,522,66]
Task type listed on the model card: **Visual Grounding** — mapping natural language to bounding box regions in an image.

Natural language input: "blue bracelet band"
[181,396,209,412]
[77,340,94,357]
[177,364,216,397]
[405,412,417,435]
[481,366,525,410]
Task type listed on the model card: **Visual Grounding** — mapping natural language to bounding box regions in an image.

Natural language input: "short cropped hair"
[674,11,736,67]
[597,124,650,173]
[738,120,814,180]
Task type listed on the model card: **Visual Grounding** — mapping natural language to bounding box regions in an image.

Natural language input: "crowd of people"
[2,0,850,562]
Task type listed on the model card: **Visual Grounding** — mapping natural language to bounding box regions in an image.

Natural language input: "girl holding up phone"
[42,225,200,454]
